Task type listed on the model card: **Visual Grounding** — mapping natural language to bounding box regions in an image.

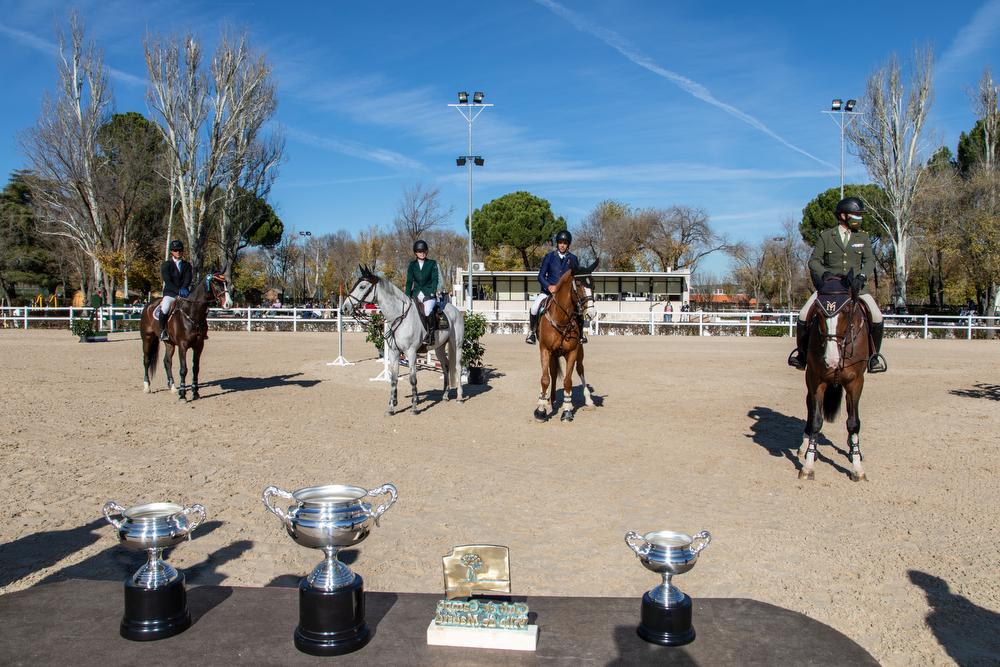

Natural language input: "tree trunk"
[518,247,531,271]
[893,234,908,308]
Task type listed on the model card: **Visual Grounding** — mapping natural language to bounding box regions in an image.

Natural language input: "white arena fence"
[2,306,998,340]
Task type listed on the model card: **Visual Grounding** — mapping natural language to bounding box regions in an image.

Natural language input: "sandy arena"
[0,330,997,665]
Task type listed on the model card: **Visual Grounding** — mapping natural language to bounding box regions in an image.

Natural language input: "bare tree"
[146,30,281,276]
[392,183,452,244]
[645,205,727,271]
[974,67,1000,172]
[848,49,934,308]
[23,14,112,300]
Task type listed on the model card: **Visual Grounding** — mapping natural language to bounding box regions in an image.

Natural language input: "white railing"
[1,306,997,339]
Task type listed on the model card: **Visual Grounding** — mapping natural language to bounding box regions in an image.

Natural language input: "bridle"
[178,273,230,308]
[543,274,592,345]
[812,298,867,373]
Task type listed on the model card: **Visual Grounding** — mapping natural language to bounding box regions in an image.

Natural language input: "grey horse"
[343,265,464,415]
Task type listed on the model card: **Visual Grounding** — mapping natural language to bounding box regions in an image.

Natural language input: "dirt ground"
[0,330,998,665]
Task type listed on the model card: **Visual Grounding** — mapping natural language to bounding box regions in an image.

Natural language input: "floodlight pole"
[822,103,861,199]
[449,96,493,313]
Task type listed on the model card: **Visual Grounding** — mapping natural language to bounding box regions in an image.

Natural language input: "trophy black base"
[120,574,191,641]
[294,574,370,656]
[637,591,696,647]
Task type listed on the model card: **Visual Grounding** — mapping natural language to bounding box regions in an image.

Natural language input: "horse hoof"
[851,473,868,482]
[143,382,150,394]
[533,408,548,421]
[169,385,177,395]
[798,470,815,481]
[560,411,574,422]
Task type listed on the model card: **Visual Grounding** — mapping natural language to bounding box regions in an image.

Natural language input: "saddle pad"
[816,281,852,317]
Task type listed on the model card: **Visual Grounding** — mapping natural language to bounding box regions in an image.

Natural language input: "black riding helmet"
[169,239,184,252]
[413,239,428,253]
[555,230,572,245]
[835,197,864,216]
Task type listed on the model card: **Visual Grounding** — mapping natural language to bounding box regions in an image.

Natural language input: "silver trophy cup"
[103,500,206,641]
[625,529,711,646]
[262,483,397,656]
[103,501,206,588]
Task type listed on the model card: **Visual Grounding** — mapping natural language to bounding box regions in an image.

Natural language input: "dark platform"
[0,579,878,665]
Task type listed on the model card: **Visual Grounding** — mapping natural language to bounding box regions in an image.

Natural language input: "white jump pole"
[369,353,391,382]
[327,289,354,367]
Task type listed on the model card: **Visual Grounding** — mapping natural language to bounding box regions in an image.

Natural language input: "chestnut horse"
[140,271,231,400]
[798,274,872,482]
[534,260,598,422]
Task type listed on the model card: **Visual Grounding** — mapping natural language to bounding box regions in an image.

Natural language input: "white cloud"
[939,0,1000,75]
[284,126,424,171]
[533,0,836,170]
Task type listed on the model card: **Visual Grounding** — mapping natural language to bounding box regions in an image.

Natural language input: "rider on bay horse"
[405,239,440,346]
[526,230,587,345]
[158,239,193,342]
[788,196,887,373]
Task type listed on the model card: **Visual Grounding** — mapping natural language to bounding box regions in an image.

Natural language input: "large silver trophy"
[263,483,397,656]
[103,500,206,640]
[625,529,711,646]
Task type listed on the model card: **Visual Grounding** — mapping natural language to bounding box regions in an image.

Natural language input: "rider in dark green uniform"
[405,239,440,346]
[788,197,887,373]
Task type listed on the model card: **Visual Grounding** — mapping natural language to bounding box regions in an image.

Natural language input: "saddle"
[814,278,853,318]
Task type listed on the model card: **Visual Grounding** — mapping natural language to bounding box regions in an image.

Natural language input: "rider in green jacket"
[405,239,440,346]
[788,197,887,373]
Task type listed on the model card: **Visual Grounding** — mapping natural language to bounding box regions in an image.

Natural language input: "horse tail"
[447,332,459,387]
[823,383,843,422]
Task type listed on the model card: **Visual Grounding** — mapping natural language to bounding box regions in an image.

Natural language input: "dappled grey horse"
[343,265,464,415]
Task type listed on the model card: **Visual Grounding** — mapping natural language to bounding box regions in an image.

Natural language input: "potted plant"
[462,312,488,384]
[365,312,386,357]
[71,317,106,343]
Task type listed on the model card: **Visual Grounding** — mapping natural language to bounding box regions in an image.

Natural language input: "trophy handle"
[102,500,126,529]
[262,486,293,524]
[625,530,651,558]
[690,530,712,555]
[366,483,398,527]
[174,503,207,540]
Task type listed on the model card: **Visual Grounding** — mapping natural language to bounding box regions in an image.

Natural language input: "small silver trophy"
[625,529,711,646]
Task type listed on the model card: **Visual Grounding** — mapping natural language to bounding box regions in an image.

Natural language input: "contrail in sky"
[534,0,836,170]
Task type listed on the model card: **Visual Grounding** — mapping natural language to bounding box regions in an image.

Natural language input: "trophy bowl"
[625,529,711,647]
[103,500,206,588]
[262,483,397,590]
[103,499,205,641]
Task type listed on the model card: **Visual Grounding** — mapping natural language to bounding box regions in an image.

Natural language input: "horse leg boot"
[577,316,588,344]
[409,347,420,415]
[867,321,887,373]
[798,437,817,480]
[788,320,808,369]
[526,313,539,344]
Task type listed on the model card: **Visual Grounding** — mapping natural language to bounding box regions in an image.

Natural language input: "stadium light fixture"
[823,97,861,198]
[457,91,468,104]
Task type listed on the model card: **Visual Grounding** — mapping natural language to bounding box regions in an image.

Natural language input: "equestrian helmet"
[555,230,572,245]
[169,239,184,252]
[413,239,429,253]
[835,197,864,216]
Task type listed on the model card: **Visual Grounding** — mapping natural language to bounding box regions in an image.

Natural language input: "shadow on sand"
[909,570,1000,665]
[200,373,320,397]
[949,383,1000,401]
[745,406,852,478]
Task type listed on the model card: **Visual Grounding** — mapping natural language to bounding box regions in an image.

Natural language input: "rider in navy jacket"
[526,230,586,344]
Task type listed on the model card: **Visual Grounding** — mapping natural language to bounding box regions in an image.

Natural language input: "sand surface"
[1,330,998,665]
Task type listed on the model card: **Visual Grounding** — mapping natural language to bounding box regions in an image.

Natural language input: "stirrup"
[787,349,805,370]
[867,354,887,373]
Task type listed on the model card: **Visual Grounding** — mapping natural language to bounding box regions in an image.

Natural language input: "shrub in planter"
[365,312,386,356]
[70,318,97,341]
[462,312,488,384]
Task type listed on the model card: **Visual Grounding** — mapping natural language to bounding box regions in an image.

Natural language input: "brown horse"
[798,274,872,482]
[140,271,231,400]
[534,260,598,422]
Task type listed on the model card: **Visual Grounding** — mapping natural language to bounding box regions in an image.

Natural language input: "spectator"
[663,302,673,323]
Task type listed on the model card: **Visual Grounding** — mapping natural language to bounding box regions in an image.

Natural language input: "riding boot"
[525,313,538,344]
[868,321,887,373]
[158,311,170,342]
[787,320,808,369]
[425,311,436,346]
[578,316,588,344]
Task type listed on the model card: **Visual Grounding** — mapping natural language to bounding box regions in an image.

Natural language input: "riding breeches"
[156,295,176,318]
[416,292,436,317]
[530,293,548,315]
[798,292,882,323]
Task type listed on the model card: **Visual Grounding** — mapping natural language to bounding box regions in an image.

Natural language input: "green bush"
[751,325,788,337]
[462,312,488,368]
[365,312,385,352]
[70,318,96,338]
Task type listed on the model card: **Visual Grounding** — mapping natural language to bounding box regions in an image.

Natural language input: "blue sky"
[2,0,999,275]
